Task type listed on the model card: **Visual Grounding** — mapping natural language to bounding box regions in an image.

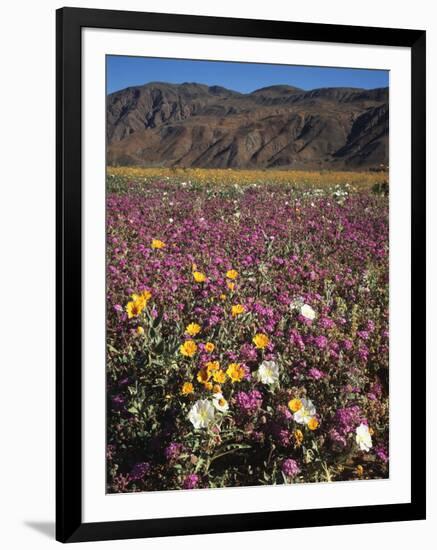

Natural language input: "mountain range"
[106,82,389,170]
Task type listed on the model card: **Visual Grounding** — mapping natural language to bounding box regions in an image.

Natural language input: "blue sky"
[107,56,389,95]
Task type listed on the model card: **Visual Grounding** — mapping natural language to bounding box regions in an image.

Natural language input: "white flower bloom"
[212,393,229,413]
[355,423,373,452]
[188,399,215,429]
[255,360,280,386]
[293,398,317,425]
[300,304,316,320]
[290,297,304,311]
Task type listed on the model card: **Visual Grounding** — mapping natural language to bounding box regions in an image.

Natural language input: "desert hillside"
[106,82,388,170]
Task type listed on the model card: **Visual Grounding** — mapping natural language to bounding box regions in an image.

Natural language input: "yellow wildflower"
[193,271,207,283]
[212,369,227,384]
[212,384,222,393]
[220,294,227,301]
[252,333,270,349]
[140,289,152,302]
[136,326,145,335]
[204,381,213,391]
[185,322,201,336]
[151,239,166,249]
[181,382,194,395]
[197,369,210,384]
[356,464,364,477]
[126,296,146,318]
[179,340,197,357]
[226,269,238,280]
[231,304,245,317]
[205,342,215,353]
[227,281,235,291]
[226,363,245,383]
[294,429,304,447]
[206,361,220,376]
[308,417,319,431]
[288,398,303,413]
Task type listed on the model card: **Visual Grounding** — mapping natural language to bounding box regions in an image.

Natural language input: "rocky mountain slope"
[107,82,388,169]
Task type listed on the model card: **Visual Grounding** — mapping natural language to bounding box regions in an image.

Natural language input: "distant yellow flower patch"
[108,166,388,190]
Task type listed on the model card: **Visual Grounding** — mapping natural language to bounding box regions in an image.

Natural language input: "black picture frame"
[56,6,426,543]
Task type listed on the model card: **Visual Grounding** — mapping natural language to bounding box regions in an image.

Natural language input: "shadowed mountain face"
[107,82,389,169]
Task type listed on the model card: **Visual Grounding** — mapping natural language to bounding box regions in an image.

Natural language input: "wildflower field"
[106,168,389,493]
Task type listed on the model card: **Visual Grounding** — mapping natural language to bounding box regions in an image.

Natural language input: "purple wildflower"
[342,338,353,351]
[281,458,301,478]
[276,404,292,422]
[164,442,183,462]
[239,342,258,362]
[308,367,324,380]
[329,428,348,451]
[182,473,199,490]
[319,316,335,330]
[234,390,263,414]
[375,444,389,463]
[129,462,150,481]
[314,335,328,349]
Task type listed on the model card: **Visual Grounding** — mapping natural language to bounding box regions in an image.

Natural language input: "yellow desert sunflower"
[185,322,201,336]
[179,340,197,357]
[231,304,245,317]
[193,271,207,283]
[151,238,166,249]
[252,333,270,349]
[226,363,245,383]
[226,269,238,280]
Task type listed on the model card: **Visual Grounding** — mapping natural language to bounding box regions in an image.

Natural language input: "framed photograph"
[56,7,426,543]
